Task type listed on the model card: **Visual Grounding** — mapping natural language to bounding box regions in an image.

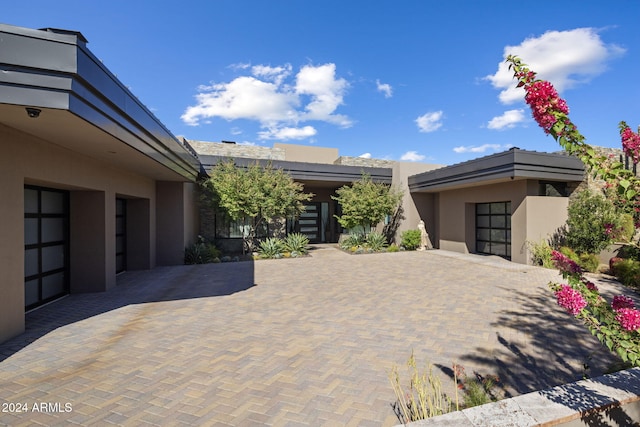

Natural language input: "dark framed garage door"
[24,186,69,310]
[476,201,511,259]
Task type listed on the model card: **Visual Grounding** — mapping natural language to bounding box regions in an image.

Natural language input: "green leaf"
[626,189,636,200]
[620,179,630,189]
[617,347,629,362]
[606,339,613,351]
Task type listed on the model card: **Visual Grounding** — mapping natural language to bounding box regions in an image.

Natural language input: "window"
[539,181,567,197]
[476,201,511,259]
[214,211,267,239]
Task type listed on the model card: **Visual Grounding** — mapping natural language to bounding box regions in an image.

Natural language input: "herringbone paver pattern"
[0,247,626,426]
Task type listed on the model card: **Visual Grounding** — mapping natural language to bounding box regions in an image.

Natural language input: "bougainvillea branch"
[506,55,639,205]
[507,56,640,366]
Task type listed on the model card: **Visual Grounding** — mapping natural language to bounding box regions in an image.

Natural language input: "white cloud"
[486,28,625,104]
[295,63,351,127]
[376,80,393,98]
[453,144,513,154]
[182,63,351,140]
[487,109,525,130]
[258,126,317,140]
[400,151,426,162]
[416,111,443,133]
[251,64,292,85]
[358,152,372,159]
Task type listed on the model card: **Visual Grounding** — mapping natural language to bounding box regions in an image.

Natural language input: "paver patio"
[0,246,625,426]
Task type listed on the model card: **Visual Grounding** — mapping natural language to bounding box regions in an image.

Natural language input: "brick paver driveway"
[0,246,622,426]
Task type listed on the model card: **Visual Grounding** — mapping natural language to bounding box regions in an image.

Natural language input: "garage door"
[476,201,511,259]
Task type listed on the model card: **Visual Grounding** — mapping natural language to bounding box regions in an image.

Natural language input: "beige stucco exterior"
[273,143,340,164]
[423,179,570,264]
[0,123,198,343]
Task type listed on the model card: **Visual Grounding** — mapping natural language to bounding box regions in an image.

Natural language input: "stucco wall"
[274,143,339,164]
[435,180,530,261]
[392,162,442,243]
[0,123,193,343]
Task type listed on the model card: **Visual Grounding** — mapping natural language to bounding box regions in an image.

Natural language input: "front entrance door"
[298,203,321,243]
[116,198,127,273]
[24,186,69,310]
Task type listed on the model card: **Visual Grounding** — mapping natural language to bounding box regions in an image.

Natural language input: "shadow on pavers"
[0,261,255,362]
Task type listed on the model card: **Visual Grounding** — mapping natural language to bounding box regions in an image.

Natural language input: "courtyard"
[0,246,623,426]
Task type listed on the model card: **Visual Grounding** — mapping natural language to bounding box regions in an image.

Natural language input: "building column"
[69,191,115,292]
[157,181,197,265]
[0,174,26,342]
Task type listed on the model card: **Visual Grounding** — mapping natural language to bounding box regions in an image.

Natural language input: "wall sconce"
[25,107,41,118]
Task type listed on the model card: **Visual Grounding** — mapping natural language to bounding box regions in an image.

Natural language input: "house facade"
[0,23,587,345]
[0,24,201,343]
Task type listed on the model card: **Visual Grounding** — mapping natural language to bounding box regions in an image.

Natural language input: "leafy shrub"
[283,232,309,254]
[184,237,221,264]
[619,213,636,242]
[613,258,640,289]
[366,231,388,252]
[526,239,555,268]
[616,244,640,261]
[387,244,400,253]
[565,189,622,254]
[578,253,600,273]
[401,229,422,251]
[559,246,600,273]
[258,237,285,259]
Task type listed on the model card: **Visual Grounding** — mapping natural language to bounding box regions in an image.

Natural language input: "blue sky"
[4,1,639,165]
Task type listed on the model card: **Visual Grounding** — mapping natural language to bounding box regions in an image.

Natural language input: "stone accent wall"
[188,140,285,160]
[334,156,395,168]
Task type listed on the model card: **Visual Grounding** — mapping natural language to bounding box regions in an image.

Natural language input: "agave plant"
[258,237,285,259]
[366,231,387,252]
[284,232,310,254]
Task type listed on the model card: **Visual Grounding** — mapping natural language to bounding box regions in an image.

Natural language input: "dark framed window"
[213,211,267,239]
[24,186,70,310]
[539,181,568,197]
[476,201,511,260]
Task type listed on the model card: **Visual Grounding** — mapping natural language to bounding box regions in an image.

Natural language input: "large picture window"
[476,201,511,259]
[24,186,69,310]
[213,211,267,239]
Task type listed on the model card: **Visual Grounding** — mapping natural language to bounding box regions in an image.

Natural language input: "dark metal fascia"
[0,24,201,181]
[199,156,393,184]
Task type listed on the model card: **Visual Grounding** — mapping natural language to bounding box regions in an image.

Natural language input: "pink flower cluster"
[612,295,635,311]
[615,308,640,331]
[611,295,640,331]
[551,250,582,274]
[555,284,587,316]
[621,127,640,164]
[524,81,569,134]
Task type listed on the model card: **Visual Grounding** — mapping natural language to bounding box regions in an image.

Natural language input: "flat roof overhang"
[199,155,393,188]
[0,24,201,182]
[408,148,585,193]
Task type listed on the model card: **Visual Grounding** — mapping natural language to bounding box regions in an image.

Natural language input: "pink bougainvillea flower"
[583,280,599,292]
[612,295,636,312]
[551,250,582,274]
[615,308,640,331]
[524,81,569,134]
[621,126,640,164]
[555,284,588,316]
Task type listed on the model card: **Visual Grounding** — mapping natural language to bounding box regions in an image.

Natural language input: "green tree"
[332,174,403,235]
[203,160,313,253]
[565,189,622,254]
